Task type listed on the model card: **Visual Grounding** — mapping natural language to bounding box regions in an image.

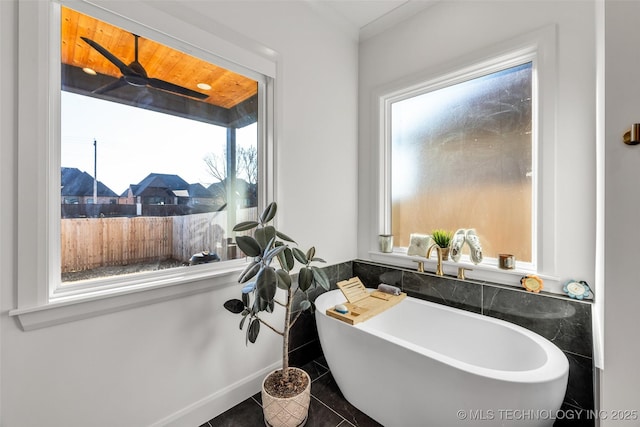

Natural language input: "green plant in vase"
[431,229,453,260]
[431,229,453,248]
[223,202,330,427]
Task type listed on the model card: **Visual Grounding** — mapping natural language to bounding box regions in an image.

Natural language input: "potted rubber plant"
[223,202,330,427]
[431,229,453,261]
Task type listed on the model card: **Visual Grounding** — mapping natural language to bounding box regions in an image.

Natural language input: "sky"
[61,91,256,195]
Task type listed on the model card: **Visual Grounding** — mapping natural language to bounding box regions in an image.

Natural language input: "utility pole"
[93,138,97,204]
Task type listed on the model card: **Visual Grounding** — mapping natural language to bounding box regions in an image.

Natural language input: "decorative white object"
[465,229,483,264]
[407,233,431,257]
[450,229,467,262]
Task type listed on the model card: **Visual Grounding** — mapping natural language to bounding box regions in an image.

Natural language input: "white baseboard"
[150,361,280,427]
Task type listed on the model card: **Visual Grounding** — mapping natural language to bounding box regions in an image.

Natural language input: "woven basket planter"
[262,368,311,427]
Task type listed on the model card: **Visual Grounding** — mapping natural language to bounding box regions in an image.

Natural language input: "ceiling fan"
[80,34,209,100]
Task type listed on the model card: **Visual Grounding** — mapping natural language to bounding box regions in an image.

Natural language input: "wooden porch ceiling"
[60,6,258,127]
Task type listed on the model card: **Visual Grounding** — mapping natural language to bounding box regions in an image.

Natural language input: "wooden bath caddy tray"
[326,277,406,325]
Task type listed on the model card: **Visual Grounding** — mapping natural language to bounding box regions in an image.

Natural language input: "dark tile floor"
[201,357,382,427]
[200,356,586,427]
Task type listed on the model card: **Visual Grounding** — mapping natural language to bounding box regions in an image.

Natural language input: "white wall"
[601,0,640,423]
[358,1,597,287]
[0,0,15,422]
[0,1,358,426]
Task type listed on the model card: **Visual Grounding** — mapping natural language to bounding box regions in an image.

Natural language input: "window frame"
[369,26,558,288]
[385,56,537,267]
[11,0,278,330]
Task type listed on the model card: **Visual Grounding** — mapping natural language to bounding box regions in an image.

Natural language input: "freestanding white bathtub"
[315,289,569,427]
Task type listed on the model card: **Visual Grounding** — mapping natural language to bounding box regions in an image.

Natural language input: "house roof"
[129,173,190,197]
[187,183,214,198]
[61,167,118,197]
[127,173,215,199]
[121,184,140,198]
[172,190,190,198]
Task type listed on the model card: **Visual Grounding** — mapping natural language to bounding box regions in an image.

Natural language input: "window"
[13,0,276,329]
[390,62,533,263]
[376,29,557,274]
[59,6,261,284]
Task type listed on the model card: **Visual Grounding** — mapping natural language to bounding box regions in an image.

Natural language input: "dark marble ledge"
[353,259,594,306]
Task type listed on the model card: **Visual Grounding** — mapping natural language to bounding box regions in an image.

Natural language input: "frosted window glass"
[391,62,532,262]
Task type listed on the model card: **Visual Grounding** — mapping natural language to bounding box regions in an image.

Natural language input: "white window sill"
[367,250,568,296]
[10,260,248,331]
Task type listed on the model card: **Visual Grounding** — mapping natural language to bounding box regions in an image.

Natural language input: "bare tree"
[237,146,258,185]
[203,152,227,183]
[203,151,228,206]
[203,146,258,206]
[204,146,257,185]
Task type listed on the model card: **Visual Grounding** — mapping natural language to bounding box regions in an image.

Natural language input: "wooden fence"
[61,208,257,273]
[171,208,258,262]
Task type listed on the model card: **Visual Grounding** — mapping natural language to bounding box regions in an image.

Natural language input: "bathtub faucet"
[426,243,445,276]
